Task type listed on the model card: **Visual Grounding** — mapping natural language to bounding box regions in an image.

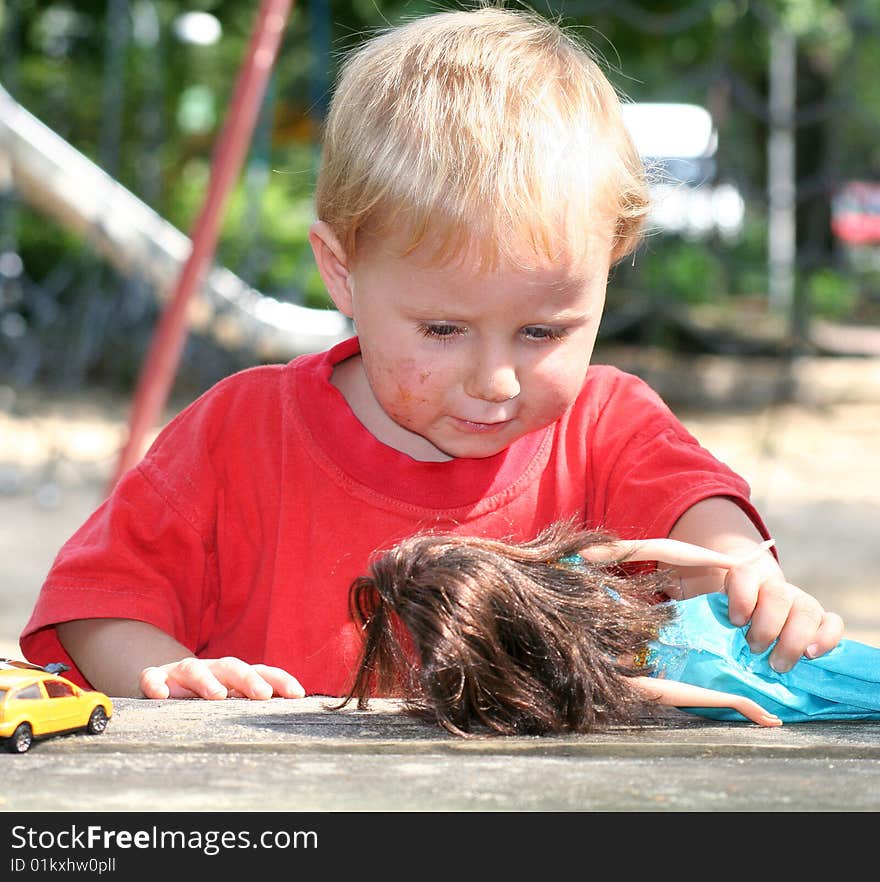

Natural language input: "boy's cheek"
[530,362,589,404]
[368,357,445,417]
[372,354,435,395]
[388,380,431,415]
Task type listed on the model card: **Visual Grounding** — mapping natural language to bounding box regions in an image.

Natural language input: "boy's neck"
[330,355,453,462]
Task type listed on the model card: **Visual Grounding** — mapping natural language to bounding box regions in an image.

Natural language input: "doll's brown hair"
[339,521,676,737]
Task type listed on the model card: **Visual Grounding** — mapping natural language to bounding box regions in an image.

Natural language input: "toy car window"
[44,680,75,698]
[14,684,42,700]
[0,688,7,700]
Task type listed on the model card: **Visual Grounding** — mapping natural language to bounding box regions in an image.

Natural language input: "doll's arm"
[580,536,775,569]
[581,499,844,673]
[630,675,782,727]
[57,618,305,700]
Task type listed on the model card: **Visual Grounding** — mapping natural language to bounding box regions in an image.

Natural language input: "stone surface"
[2,698,879,812]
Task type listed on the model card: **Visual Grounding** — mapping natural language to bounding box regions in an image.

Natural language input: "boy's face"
[315,224,612,461]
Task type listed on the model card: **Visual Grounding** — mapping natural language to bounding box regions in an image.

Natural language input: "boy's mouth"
[452,416,513,433]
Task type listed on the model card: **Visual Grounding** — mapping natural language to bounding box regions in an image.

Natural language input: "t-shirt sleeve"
[586,369,771,542]
[19,413,218,689]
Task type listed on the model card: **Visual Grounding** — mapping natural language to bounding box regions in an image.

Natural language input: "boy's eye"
[522,326,567,341]
[418,323,466,339]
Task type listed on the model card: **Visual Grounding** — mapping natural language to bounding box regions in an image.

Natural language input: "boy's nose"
[466,362,521,403]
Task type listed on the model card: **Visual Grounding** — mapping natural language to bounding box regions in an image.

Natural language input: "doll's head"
[341,521,676,736]
[314,6,648,272]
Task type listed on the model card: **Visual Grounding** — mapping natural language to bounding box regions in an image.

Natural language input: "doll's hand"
[139,657,306,700]
[631,676,782,728]
[722,549,844,673]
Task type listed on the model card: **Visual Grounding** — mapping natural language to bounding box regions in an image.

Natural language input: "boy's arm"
[666,496,844,672]
[56,619,305,700]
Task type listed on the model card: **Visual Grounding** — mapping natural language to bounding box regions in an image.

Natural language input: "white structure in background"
[647,181,745,241]
[0,85,351,360]
[621,102,745,240]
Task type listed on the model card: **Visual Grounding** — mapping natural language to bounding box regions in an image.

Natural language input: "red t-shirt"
[20,336,767,695]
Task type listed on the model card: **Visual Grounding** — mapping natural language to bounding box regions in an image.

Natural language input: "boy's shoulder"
[150,348,335,448]
[584,363,639,386]
[582,363,667,407]
[571,363,684,442]
[198,361,291,402]
[185,345,336,411]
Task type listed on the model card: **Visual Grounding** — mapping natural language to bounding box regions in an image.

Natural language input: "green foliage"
[720,213,771,299]
[642,237,727,305]
[215,153,332,309]
[804,267,860,319]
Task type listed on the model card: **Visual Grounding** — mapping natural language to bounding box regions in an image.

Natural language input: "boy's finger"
[766,592,825,672]
[253,665,306,698]
[723,545,782,627]
[210,657,273,700]
[723,564,761,627]
[139,666,171,699]
[174,657,229,700]
[744,578,797,655]
[804,611,845,660]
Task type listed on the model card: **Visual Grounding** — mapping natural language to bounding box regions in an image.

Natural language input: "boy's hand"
[667,497,845,673]
[722,550,844,673]
[139,657,306,700]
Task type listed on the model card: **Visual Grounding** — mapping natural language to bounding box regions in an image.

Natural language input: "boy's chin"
[419,432,515,462]
[399,415,547,461]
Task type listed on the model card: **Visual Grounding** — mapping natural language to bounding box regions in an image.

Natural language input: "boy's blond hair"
[314,4,648,270]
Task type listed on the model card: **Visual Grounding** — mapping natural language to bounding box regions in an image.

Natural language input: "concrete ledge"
[2,698,879,812]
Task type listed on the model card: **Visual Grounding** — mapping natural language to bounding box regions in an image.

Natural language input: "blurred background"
[0,0,878,658]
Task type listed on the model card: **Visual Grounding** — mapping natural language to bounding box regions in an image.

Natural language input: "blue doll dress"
[648,593,880,723]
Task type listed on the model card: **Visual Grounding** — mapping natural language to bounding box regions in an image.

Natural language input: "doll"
[339,521,880,736]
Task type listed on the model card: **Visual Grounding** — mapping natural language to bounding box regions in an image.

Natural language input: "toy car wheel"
[6,722,33,753]
[87,706,109,735]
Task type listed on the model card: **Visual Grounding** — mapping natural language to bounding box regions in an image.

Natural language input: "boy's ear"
[309,221,354,316]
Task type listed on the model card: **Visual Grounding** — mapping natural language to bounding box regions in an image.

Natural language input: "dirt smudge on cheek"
[376,357,440,423]
[393,379,436,410]
[388,359,433,403]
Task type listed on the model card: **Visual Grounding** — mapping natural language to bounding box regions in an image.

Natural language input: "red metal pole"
[107,0,294,493]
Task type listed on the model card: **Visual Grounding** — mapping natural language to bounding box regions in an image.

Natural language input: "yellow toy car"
[0,659,113,753]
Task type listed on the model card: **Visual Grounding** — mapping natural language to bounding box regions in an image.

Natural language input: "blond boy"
[22,6,842,699]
